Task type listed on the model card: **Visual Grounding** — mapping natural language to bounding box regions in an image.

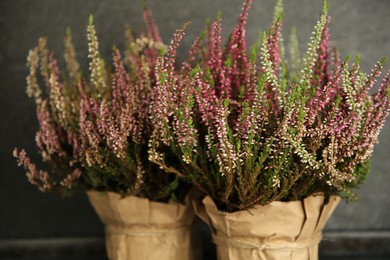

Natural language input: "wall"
[1,0,389,257]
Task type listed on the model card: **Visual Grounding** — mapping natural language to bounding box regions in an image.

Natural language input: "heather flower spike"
[87,15,107,98]
[64,27,81,84]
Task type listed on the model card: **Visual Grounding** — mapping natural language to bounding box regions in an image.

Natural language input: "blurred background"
[1,0,389,259]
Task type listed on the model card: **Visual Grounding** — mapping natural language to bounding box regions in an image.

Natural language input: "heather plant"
[14,9,187,202]
[149,0,390,211]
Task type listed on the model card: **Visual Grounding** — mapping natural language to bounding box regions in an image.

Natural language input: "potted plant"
[13,9,196,260]
[148,0,390,259]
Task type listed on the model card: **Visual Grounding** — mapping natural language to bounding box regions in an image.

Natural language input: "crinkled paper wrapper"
[194,195,341,260]
[87,191,198,260]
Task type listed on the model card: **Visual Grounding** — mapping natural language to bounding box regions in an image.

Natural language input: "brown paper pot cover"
[87,191,197,260]
[195,195,340,260]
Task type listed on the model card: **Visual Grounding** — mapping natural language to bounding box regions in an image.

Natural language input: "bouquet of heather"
[14,9,196,260]
[149,0,390,259]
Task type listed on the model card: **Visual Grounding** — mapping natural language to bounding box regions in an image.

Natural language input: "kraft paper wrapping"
[194,195,341,260]
[87,191,198,260]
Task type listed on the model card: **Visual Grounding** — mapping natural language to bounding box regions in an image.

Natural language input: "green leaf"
[159,46,167,56]
[354,53,361,65]
[66,27,72,36]
[190,67,200,79]
[323,0,329,15]
[223,98,229,108]
[216,10,222,20]
[89,14,94,25]
[273,0,284,24]
[240,85,246,98]
[224,55,233,67]
[380,56,388,66]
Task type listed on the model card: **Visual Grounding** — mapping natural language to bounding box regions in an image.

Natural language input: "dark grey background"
[0,0,389,254]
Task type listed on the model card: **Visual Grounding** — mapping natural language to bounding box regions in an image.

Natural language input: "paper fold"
[194,195,340,260]
[87,191,198,260]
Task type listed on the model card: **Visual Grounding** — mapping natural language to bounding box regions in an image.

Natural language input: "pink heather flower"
[13,148,54,192]
[111,49,131,111]
[35,100,62,157]
[193,71,218,127]
[143,7,162,43]
[223,0,251,96]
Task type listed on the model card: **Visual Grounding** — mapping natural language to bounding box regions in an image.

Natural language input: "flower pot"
[87,191,198,260]
[194,195,340,260]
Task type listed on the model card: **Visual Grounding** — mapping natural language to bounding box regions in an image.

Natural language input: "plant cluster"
[149,0,390,211]
[14,9,187,202]
[14,0,389,211]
